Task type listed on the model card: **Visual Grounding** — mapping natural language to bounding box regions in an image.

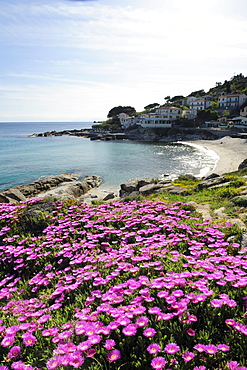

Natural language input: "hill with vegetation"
[93,73,247,129]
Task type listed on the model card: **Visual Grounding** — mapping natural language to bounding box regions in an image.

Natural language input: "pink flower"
[122,324,137,336]
[147,343,161,355]
[151,356,167,370]
[46,356,62,370]
[218,343,230,352]
[68,351,84,368]
[228,361,239,370]
[136,316,149,327]
[1,335,15,347]
[22,333,37,346]
[187,328,195,336]
[143,327,156,337]
[204,344,218,355]
[194,344,205,353]
[164,343,180,354]
[104,339,116,350]
[86,348,96,357]
[107,349,121,363]
[77,340,91,352]
[182,351,195,361]
[8,346,21,359]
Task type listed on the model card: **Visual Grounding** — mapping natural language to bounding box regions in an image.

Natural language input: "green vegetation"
[107,106,136,118]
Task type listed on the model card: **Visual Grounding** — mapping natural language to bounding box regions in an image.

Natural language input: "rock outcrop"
[0,174,102,203]
[119,178,172,198]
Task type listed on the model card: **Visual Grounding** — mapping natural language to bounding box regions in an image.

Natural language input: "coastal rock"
[0,188,27,203]
[139,183,168,195]
[103,193,115,201]
[83,175,102,189]
[238,159,247,170]
[231,195,247,207]
[66,181,90,198]
[119,178,174,198]
[209,182,231,190]
[119,178,156,197]
[203,173,220,180]
[0,174,102,203]
[197,176,226,190]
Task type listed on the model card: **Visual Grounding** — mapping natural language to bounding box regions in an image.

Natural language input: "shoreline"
[184,136,247,176]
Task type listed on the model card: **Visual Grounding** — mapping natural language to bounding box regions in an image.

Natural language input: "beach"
[186,136,247,176]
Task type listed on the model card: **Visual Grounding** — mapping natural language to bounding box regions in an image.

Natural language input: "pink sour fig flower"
[204,344,218,355]
[194,344,205,353]
[151,356,167,370]
[104,339,116,350]
[1,335,15,347]
[218,343,230,352]
[187,328,196,336]
[182,351,195,361]
[143,327,156,337]
[8,345,21,359]
[136,316,149,327]
[164,342,180,354]
[46,356,62,370]
[147,343,161,355]
[107,349,121,363]
[122,324,137,336]
[22,332,37,346]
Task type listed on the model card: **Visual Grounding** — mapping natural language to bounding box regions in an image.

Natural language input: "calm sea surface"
[0,122,218,191]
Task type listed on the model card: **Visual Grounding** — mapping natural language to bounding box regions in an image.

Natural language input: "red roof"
[157,106,180,110]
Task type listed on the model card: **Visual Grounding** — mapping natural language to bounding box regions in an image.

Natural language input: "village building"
[218,93,247,112]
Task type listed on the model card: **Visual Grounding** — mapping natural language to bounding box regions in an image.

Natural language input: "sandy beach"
[186,136,247,176]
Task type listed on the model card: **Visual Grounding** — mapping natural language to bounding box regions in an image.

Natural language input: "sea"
[0,122,219,192]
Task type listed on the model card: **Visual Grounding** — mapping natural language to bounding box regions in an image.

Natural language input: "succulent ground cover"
[0,198,247,369]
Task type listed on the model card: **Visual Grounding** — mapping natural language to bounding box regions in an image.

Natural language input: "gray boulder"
[103,193,115,201]
[66,181,90,198]
[231,195,247,207]
[83,175,102,189]
[120,178,155,197]
[238,159,247,170]
[0,174,102,203]
[0,188,27,203]
[139,183,168,195]
[203,173,220,180]
[197,176,226,190]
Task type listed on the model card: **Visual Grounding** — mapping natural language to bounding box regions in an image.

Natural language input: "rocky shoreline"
[0,174,103,203]
[28,126,239,142]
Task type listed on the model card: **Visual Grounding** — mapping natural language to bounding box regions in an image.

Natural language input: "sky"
[0,0,247,122]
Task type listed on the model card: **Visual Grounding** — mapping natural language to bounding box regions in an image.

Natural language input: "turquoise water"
[0,122,218,191]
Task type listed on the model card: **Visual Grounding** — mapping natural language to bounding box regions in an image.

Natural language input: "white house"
[182,96,197,106]
[155,106,182,119]
[118,113,136,129]
[218,93,247,111]
[189,97,212,111]
[182,109,197,119]
[137,106,182,128]
[230,116,247,128]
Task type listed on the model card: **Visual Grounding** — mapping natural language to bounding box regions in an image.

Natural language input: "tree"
[188,89,205,97]
[197,109,218,121]
[164,96,171,104]
[144,103,160,111]
[107,106,136,118]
